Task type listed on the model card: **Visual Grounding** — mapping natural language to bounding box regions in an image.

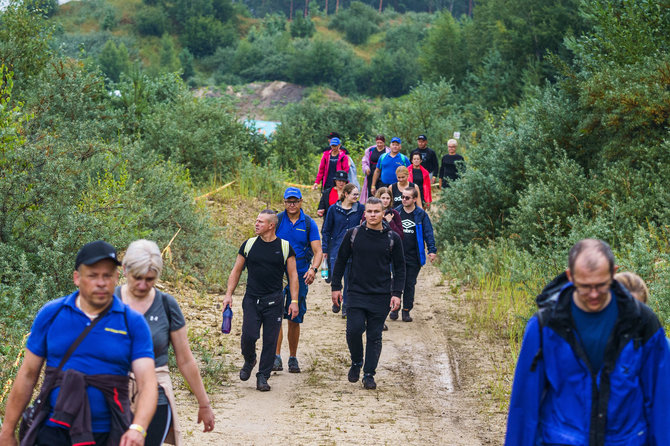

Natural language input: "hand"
[384,213,393,222]
[0,430,18,446]
[371,186,376,194]
[119,428,145,446]
[390,296,400,311]
[428,253,437,263]
[425,203,431,211]
[365,168,371,176]
[222,295,233,311]
[303,268,316,285]
[312,183,319,190]
[288,302,300,319]
[332,290,342,307]
[198,404,215,432]
[317,209,325,217]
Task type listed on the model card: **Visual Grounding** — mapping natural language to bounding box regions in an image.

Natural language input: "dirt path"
[172,262,506,445]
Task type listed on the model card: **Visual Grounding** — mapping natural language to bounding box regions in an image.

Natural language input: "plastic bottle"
[320,257,329,280]
[221,306,233,334]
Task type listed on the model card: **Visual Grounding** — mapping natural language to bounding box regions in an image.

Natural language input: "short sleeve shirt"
[27,291,154,432]
[276,210,321,274]
[239,237,296,297]
[378,153,410,185]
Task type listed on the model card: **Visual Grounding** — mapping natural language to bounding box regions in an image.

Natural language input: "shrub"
[135,5,168,37]
[182,15,237,57]
[290,14,315,39]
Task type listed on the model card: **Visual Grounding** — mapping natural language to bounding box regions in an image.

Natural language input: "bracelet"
[128,424,147,438]
[291,300,299,304]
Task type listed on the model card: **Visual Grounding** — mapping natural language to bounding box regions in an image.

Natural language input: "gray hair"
[123,239,163,277]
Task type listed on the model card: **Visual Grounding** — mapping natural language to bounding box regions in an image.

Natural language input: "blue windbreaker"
[505,277,670,446]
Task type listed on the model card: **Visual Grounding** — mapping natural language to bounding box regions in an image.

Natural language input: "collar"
[64,290,125,314]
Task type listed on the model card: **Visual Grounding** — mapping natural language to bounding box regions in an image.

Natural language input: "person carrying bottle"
[272,187,323,374]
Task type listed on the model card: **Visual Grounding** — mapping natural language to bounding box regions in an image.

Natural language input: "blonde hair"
[395,165,409,176]
[615,272,649,303]
[448,138,458,146]
[123,239,163,278]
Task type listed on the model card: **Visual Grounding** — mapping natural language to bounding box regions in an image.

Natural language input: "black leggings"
[145,403,172,446]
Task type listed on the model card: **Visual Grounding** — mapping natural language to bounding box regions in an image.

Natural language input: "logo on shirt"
[402,219,416,234]
[104,327,128,335]
[149,315,160,322]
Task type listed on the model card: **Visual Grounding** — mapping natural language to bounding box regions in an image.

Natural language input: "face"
[345,188,360,203]
[125,268,158,299]
[567,255,613,313]
[330,144,340,153]
[255,213,274,235]
[401,191,416,207]
[74,260,119,310]
[380,192,391,208]
[335,179,347,189]
[412,154,422,167]
[284,197,302,216]
[376,139,385,150]
[390,142,401,153]
[365,203,384,226]
[448,143,457,155]
[417,139,427,149]
[396,171,408,183]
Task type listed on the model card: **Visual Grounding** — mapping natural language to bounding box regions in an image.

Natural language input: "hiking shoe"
[272,355,283,372]
[239,359,257,381]
[348,363,362,383]
[402,310,413,322]
[332,303,340,313]
[389,310,399,320]
[382,323,388,331]
[362,374,377,390]
[256,374,271,392]
[288,356,300,373]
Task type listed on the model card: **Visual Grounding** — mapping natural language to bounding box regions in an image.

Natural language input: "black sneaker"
[389,310,399,320]
[382,323,388,331]
[348,363,362,383]
[272,355,283,372]
[256,374,271,391]
[362,373,377,390]
[332,303,340,313]
[402,309,413,322]
[288,356,300,373]
[239,359,257,381]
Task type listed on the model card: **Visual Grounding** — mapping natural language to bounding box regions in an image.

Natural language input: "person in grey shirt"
[118,240,215,446]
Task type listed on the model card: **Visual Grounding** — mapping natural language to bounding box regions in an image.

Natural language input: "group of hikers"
[1,132,669,446]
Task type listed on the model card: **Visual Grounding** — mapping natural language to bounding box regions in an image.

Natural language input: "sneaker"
[382,323,388,331]
[288,356,300,373]
[272,355,283,371]
[348,363,362,383]
[239,359,257,381]
[402,309,413,322]
[389,310,399,320]
[332,303,340,313]
[256,374,271,391]
[362,373,377,390]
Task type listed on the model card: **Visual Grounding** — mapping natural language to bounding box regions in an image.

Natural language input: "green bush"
[182,15,237,57]
[135,5,168,37]
[329,1,380,45]
[290,14,315,39]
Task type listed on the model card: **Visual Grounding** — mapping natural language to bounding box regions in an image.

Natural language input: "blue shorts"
[283,274,308,323]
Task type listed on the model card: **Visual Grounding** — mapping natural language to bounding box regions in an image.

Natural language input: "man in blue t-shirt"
[273,187,323,374]
[0,240,157,446]
[371,137,410,194]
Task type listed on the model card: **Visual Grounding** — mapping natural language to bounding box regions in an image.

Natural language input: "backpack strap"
[350,226,360,248]
[530,308,548,372]
[243,237,258,258]
[280,239,289,263]
[159,290,172,329]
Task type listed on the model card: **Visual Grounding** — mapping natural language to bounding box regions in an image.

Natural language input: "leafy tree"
[159,34,181,73]
[98,40,131,82]
[179,48,195,79]
[329,1,380,44]
[135,5,168,36]
[182,15,237,56]
[24,0,58,17]
[290,14,316,38]
[419,11,465,84]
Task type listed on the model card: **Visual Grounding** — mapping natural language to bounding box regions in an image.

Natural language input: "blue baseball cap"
[391,137,401,144]
[284,187,302,199]
[330,137,341,146]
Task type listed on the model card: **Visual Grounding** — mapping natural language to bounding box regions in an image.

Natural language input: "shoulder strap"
[277,211,285,228]
[304,213,312,243]
[388,231,394,251]
[350,226,360,248]
[58,302,113,370]
[244,237,258,257]
[529,308,548,372]
[159,291,172,328]
[281,239,289,263]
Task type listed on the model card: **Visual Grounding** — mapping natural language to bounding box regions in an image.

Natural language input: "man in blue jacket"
[392,186,437,322]
[505,238,670,446]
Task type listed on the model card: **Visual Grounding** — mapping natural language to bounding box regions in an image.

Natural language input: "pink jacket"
[315,150,349,189]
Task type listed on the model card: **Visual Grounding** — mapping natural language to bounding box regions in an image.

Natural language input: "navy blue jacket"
[322,201,364,261]
[505,277,670,446]
[394,205,437,266]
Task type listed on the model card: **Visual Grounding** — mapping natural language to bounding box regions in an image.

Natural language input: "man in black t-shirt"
[410,135,439,181]
[223,209,299,392]
[439,138,465,188]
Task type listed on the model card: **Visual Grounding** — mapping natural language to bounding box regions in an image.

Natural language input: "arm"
[415,185,423,209]
[430,151,440,178]
[390,233,406,299]
[371,167,381,193]
[422,212,437,255]
[317,188,330,216]
[313,153,327,189]
[340,152,350,172]
[361,148,371,175]
[304,239,323,286]
[170,328,215,432]
[321,209,333,255]
[286,256,300,319]
[0,351,44,445]
[222,254,246,309]
[641,328,670,444]
[330,229,353,293]
[121,357,157,446]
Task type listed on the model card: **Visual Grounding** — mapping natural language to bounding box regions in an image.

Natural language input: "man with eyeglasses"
[392,187,437,323]
[273,187,323,374]
[505,239,670,445]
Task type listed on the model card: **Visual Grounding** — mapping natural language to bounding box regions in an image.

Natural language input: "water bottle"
[221,306,233,334]
[320,257,329,280]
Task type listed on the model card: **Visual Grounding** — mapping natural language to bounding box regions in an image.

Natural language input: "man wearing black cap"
[0,240,157,446]
[410,135,439,181]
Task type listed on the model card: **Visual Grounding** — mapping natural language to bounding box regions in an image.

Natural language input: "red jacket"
[315,150,349,189]
[408,165,432,203]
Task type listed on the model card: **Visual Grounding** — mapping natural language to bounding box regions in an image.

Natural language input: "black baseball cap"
[75,240,121,270]
[334,170,348,182]
[417,134,427,140]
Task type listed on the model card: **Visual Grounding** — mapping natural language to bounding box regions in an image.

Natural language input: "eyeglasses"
[284,200,301,206]
[574,280,611,295]
[350,193,360,197]
[401,195,413,200]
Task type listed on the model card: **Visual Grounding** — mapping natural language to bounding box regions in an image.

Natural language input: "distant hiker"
[118,240,215,445]
[331,197,405,390]
[614,271,649,304]
[408,152,432,210]
[322,184,365,318]
[390,166,422,209]
[0,240,157,446]
[505,239,670,445]
[392,187,437,323]
[361,135,390,202]
[317,170,348,217]
[222,210,299,392]
[410,134,439,182]
[439,139,465,188]
[370,137,410,195]
[314,137,349,191]
[321,132,348,155]
[273,188,323,374]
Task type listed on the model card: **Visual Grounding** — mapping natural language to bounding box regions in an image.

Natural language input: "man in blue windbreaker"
[505,238,670,446]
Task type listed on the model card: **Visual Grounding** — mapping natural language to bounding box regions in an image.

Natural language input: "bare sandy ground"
[171,262,506,445]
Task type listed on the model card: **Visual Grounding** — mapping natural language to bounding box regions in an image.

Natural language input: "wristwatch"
[312,267,318,273]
